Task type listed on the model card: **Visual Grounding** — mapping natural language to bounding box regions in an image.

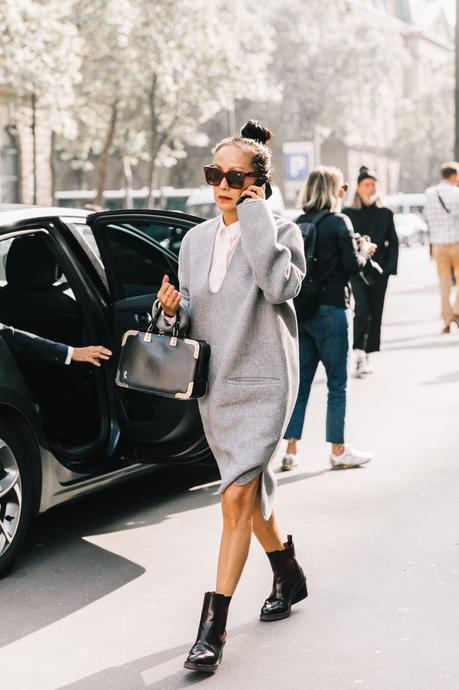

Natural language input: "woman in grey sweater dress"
[155,121,308,673]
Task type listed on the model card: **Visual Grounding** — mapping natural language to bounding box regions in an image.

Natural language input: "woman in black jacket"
[343,166,399,377]
[282,166,373,472]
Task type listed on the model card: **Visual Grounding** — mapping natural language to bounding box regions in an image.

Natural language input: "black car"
[0,205,211,576]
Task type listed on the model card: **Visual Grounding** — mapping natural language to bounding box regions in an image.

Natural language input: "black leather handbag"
[115,308,210,400]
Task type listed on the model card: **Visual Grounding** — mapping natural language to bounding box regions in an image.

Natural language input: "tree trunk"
[146,129,175,207]
[455,0,459,160]
[31,92,37,204]
[122,155,134,209]
[95,101,118,207]
[146,146,160,208]
[145,76,177,207]
[227,100,235,137]
[50,130,56,205]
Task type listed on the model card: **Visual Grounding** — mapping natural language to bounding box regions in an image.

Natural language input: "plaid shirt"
[424,181,459,245]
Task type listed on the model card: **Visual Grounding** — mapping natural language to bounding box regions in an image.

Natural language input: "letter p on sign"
[285,152,310,181]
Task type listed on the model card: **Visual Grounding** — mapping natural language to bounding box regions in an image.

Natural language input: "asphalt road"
[0,245,458,690]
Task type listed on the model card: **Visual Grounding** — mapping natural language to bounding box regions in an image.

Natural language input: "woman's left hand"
[239,184,266,202]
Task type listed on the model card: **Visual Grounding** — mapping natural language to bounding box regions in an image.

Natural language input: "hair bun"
[240,119,272,145]
[357,165,377,183]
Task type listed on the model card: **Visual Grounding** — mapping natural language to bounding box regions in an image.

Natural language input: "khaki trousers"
[432,242,459,326]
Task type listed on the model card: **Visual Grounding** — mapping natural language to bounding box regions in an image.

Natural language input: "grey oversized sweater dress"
[156,199,306,519]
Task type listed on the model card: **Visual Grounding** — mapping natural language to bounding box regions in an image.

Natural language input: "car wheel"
[0,421,33,578]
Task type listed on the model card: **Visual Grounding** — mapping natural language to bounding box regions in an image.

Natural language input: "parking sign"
[283,141,315,204]
[284,152,310,180]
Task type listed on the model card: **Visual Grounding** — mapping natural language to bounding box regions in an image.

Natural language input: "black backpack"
[294,210,332,320]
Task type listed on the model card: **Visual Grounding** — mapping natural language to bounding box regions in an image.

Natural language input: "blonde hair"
[298,166,343,212]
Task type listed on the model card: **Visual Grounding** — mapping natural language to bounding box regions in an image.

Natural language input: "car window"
[73,224,103,263]
[121,220,189,255]
[97,223,179,300]
[185,202,219,220]
[0,238,14,286]
[0,232,77,299]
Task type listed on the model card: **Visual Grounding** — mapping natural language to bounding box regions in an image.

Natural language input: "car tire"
[0,420,33,578]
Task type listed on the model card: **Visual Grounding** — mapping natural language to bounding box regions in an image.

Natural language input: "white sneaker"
[363,354,373,375]
[281,453,299,471]
[330,445,373,469]
[353,349,367,378]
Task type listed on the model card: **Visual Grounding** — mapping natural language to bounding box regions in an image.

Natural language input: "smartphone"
[236,176,273,206]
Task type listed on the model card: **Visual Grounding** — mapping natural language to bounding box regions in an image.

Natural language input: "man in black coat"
[0,323,111,367]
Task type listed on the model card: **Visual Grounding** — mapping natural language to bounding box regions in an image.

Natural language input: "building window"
[0,128,19,203]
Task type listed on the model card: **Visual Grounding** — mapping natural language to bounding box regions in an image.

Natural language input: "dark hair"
[441,161,459,179]
[357,166,378,184]
[214,119,273,180]
[240,119,272,145]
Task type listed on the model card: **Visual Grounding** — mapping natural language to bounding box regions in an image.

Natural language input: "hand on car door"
[72,345,112,366]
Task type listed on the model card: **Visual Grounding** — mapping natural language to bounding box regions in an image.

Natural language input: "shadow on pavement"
[0,539,145,648]
[383,317,437,327]
[383,337,458,352]
[59,616,291,690]
[421,370,459,386]
[275,469,330,484]
[59,636,218,690]
[382,332,441,345]
[0,463,217,647]
[59,639,211,690]
[1,461,324,649]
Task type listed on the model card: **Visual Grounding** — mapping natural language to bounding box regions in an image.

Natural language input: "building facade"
[1,0,451,208]
[321,0,453,196]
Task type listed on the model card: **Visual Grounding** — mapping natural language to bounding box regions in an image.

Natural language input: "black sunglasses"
[204,165,258,190]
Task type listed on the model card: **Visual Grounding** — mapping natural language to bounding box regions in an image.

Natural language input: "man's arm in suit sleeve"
[0,323,71,365]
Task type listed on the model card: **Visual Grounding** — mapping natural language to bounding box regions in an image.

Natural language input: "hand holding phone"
[236,176,272,206]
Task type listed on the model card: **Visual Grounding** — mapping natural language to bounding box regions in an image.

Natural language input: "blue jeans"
[284,305,351,444]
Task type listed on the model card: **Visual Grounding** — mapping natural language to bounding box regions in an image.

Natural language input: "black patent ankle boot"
[184,591,232,673]
[260,534,308,621]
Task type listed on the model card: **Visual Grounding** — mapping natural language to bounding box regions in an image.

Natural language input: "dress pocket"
[226,376,281,386]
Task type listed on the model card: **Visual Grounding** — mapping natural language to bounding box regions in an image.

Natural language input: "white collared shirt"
[208,215,241,292]
[158,215,241,329]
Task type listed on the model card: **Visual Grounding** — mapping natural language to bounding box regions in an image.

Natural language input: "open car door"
[87,210,210,464]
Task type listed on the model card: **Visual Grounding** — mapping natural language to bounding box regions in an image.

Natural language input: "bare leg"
[286,438,298,455]
[216,476,260,596]
[252,488,284,553]
[253,484,307,622]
